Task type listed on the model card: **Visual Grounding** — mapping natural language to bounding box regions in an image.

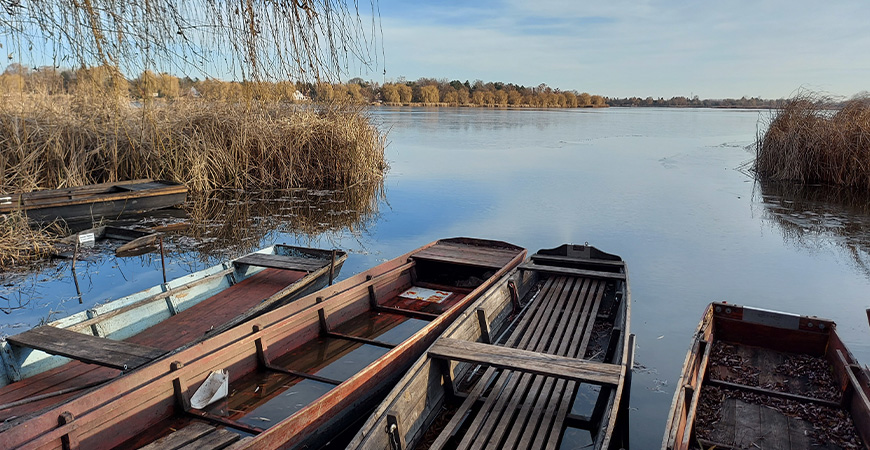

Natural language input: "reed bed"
[0,92,386,267]
[0,93,387,193]
[754,93,870,188]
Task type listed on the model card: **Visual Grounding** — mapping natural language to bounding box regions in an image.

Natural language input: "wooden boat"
[349,244,633,450]
[0,244,346,421]
[55,225,160,257]
[663,302,870,450]
[0,237,525,450]
[0,179,188,223]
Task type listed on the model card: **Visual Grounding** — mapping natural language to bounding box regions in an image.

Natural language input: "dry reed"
[754,93,870,188]
[0,93,387,193]
[0,210,60,269]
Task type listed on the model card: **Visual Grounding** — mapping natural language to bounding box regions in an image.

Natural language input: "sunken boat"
[349,243,633,450]
[0,237,525,450]
[0,179,188,223]
[663,302,870,450]
[0,245,346,422]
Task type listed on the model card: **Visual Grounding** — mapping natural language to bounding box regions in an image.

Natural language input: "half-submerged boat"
[0,237,525,450]
[663,302,870,450]
[350,243,633,450]
[0,244,346,422]
[0,179,188,223]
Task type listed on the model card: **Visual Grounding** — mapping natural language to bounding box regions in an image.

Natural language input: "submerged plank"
[6,326,166,371]
[233,253,327,272]
[517,262,626,281]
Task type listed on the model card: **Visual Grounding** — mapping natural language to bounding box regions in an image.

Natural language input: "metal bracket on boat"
[170,361,191,412]
[386,413,405,450]
[58,411,78,450]
[508,280,520,313]
[476,309,491,344]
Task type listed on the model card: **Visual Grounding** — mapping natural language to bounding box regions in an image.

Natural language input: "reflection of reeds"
[758,179,870,278]
[0,211,62,270]
[179,183,383,259]
[754,93,870,188]
[0,94,387,193]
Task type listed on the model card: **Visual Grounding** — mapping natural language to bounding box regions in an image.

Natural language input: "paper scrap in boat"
[399,287,452,303]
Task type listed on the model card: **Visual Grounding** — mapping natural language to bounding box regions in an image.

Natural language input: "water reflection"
[179,184,383,260]
[758,180,870,279]
[0,182,383,334]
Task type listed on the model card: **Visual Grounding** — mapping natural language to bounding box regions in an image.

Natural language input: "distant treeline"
[607,96,786,108]
[0,64,607,108]
[2,63,797,109]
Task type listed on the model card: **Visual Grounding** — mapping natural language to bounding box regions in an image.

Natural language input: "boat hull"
[0,237,525,450]
[662,302,870,450]
[0,179,188,223]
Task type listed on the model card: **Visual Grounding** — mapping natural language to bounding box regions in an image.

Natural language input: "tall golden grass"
[754,93,870,188]
[0,93,387,193]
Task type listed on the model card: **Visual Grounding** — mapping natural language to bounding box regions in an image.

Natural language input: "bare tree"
[0,0,381,81]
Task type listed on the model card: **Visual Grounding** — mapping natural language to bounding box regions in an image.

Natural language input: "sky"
[354,0,870,99]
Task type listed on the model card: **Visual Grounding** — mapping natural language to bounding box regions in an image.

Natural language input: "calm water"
[4,107,870,448]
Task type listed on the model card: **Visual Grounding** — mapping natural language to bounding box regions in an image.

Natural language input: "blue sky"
[355,0,870,99]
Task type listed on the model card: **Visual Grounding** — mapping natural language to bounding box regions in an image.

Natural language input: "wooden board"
[429,338,621,386]
[233,253,328,272]
[412,242,520,269]
[530,253,624,268]
[6,326,166,370]
[517,262,626,281]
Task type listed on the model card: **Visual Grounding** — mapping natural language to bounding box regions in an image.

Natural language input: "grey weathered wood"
[233,253,328,272]
[758,404,790,450]
[518,262,626,281]
[530,253,624,268]
[412,243,519,269]
[138,422,215,450]
[733,400,762,448]
[177,427,241,450]
[429,339,621,386]
[6,326,166,370]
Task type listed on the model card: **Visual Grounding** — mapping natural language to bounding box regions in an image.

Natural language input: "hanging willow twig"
[0,0,381,81]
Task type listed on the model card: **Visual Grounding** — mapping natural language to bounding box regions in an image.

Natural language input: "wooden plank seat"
[429,274,610,450]
[530,253,625,268]
[518,261,626,281]
[6,326,166,371]
[412,242,521,269]
[429,338,621,386]
[232,253,328,272]
[138,422,241,450]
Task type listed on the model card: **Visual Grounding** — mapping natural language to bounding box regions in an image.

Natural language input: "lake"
[3,106,870,448]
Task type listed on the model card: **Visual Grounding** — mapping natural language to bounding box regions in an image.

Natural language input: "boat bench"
[233,253,328,272]
[138,422,243,450]
[429,338,621,386]
[412,241,520,270]
[517,261,626,281]
[6,326,166,371]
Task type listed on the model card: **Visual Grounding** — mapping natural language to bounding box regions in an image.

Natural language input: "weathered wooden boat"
[349,243,633,450]
[0,244,346,422]
[55,225,160,257]
[0,237,525,450]
[663,302,870,450]
[0,179,188,223]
